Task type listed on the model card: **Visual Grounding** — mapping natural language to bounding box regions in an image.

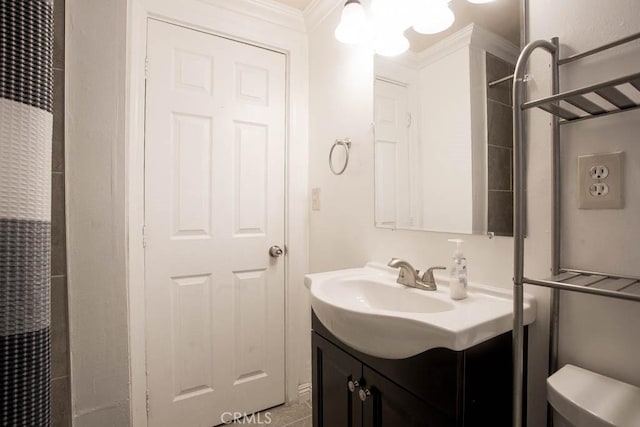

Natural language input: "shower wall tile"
[486,53,512,105]
[486,52,515,236]
[488,191,514,237]
[53,0,65,70]
[53,69,65,173]
[487,100,513,149]
[51,377,72,427]
[51,276,69,379]
[51,173,66,277]
[488,146,512,191]
[51,0,70,425]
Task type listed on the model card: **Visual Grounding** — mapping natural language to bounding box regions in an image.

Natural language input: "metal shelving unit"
[526,269,640,302]
[511,32,640,427]
[524,72,640,124]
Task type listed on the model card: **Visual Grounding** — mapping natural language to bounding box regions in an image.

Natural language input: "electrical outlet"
[589,182,609,197]
[589,165,609,180]
[578,152,623,209]
[311,187,321,211]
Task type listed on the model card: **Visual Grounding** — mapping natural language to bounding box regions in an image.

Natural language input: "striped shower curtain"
[1,0,54,424]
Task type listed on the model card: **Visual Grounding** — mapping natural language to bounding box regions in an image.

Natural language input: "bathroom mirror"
[374,0,522,236]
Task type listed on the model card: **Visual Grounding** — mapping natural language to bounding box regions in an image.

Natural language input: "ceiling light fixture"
[374,28,410,57]
[413,1,455,35]
[371,0,413,32]
[334,0,370,44]
[335,0,495,56]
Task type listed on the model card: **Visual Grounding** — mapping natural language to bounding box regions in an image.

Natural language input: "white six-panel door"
[144,19,286,426]
[374,78,412,228]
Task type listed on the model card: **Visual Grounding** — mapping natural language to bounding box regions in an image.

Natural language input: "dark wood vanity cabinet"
[312,312,524,427]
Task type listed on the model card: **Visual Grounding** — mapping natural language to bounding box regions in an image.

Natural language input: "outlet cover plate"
[578,152,624,209]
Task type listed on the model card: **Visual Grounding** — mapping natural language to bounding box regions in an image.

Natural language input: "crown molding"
[469,24,519,64]
[376,50,421,69]
[415,23,519,69]
[304,0,343,32]
[415,24,476,68]
[198,0,306,33]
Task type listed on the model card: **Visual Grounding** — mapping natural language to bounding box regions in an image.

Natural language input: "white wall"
[66,0,131,425]
[309,2,376,274]
[528,0,640,410]
[308,2,640,426]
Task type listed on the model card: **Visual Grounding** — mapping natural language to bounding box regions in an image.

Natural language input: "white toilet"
[547,364,640,427]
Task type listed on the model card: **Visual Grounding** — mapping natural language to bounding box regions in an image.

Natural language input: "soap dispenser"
[448,239,468,300]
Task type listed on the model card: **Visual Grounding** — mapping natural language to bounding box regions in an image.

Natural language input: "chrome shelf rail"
[524,271,640,302]
[488,73,515,88]
[512,37,559,427]
[512,30,640,427]
[558,31,640,65]
[522,72,640,124]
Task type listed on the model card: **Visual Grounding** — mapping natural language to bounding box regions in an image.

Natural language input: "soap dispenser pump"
[448,239,468,300]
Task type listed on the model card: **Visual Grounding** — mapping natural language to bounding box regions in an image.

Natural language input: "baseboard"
[298,383,312,403]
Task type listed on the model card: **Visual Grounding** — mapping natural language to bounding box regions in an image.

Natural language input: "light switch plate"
[311,187,321,211]
[578,152,624,209]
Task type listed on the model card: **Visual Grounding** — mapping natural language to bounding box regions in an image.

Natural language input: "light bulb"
[412,2,455,35]
[335,1,370,44]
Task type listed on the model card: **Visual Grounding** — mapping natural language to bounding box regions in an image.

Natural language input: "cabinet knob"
[358,388,371,402]
[347,380,360,392]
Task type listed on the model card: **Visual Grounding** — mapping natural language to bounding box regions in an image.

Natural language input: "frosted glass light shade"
[412,3,455,35]
[466,0,496,3]
[371,0,414,31]
[374,30,410,56]
[335,1,370,44]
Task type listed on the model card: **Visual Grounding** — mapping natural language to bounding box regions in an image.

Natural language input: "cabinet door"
[362,367,456,427]
[313,332,363,427]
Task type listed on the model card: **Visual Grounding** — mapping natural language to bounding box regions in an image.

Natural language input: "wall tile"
[52,69,65,172]
[52,0,71,420]
[51,377,72,427]
[51,173,67,276]
[486,53,512,105]
[487,100,513,149]
[486,52,515,237]
[488,146,512,191]
[488,191,514,236]
[51,276,69,379]
[53,0,65,69]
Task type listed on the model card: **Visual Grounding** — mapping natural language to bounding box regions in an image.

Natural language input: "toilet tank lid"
[547,364,640,427]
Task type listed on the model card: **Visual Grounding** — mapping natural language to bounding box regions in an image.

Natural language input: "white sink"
[305,263,536,359]
[325,278,456,314]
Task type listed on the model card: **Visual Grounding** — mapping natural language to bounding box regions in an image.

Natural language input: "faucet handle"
[422,266,447,283]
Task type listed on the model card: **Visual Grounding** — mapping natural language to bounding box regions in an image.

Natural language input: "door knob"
[269,245,284,257]
[358,388,371,402]
[347,380,360,392]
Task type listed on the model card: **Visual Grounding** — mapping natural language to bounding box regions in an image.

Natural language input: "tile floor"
[230,400,312,426]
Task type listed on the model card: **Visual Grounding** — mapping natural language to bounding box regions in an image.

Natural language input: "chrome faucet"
[387,258,421,287]
[421,265,447,290]
[387,258,446,291]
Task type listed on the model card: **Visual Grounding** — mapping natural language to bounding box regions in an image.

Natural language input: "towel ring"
[329,138,351,175]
